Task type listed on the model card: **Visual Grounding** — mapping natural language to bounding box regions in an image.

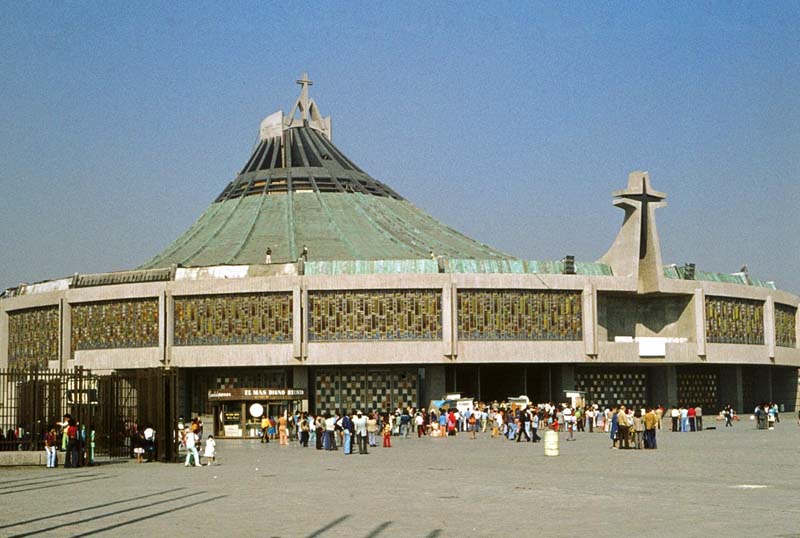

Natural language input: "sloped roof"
[140,82,510,269]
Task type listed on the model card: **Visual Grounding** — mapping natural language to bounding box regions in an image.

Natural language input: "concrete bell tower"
[600,171,667,294]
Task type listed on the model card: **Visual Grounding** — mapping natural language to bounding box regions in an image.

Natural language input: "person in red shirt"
[66,419,79,468]
[687,406,696,432]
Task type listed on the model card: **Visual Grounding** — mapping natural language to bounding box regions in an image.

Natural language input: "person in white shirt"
[352,411,368,454]
[184,429,200,467]
[203,435,216,465]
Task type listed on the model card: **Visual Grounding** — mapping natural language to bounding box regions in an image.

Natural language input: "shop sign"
[208,387,307,401]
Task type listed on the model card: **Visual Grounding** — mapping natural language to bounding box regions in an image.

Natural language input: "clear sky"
[1,3,798,294]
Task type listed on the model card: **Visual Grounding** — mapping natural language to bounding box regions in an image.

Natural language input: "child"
[382,420,392,448]
[133,432,145,464]
[203,435,216,465]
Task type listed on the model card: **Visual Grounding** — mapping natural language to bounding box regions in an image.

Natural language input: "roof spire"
[296,72,313,121]
[282,73,332,140]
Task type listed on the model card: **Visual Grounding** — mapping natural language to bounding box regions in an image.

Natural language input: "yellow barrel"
[544,430,559,456]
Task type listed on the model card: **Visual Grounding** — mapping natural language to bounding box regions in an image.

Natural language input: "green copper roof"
[139,168,509,269]
[663,265,776,289]
[444,259,612,276]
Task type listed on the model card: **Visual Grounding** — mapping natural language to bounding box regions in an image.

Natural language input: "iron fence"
[0,367,178,462]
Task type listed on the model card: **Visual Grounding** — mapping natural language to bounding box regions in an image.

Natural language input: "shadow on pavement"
[0,487,186,530]
[0,475,112,496]
[305,515,351,537]
[7,491,215,538]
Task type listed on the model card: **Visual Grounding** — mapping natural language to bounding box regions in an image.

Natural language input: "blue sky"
[1,3,798,294]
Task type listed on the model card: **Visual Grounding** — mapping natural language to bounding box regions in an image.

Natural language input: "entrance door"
[480,365,526,402]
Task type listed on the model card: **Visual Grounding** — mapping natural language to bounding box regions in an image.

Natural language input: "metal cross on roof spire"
[296,73,313,121]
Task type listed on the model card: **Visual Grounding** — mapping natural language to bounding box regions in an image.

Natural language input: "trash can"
[544,430,559,457]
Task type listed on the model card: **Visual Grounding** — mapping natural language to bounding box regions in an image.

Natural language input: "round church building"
[2,76,798,437]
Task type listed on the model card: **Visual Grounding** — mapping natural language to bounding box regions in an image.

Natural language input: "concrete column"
[292,366,309,412]
[765,296,775,359]
[451,283,458,358]
[664,365,678,407]
[650,367,667,407]
[694,289,706,357]
[164,292,174,365]
[582,284,597,356]
[293,286,302,360]
[796,307,800,350]
[61,299,72,369]
[426,365,446,402]
[560,364,575,401]
[719,365,743,412]
[442,284,453,357]
[0,305,8,369]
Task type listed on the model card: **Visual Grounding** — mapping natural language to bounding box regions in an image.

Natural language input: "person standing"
[353,410,368,454]
[616,405,631,449]
[724,405,734,427]
[632,409,645,449]
[184,428,200,467]
[415,412,425,438]
[300,413,310,447]
[670,407,679,432]
[278,414,288,446]
[203,435,216,465]
[531,409,541,443]
[694,406,703,431]
[382,416,392,448]
[367,412,378,447]
[44,427,57,468]
[687,405,696,432]
[515,408,531,442]
[315,414,324,449]
[324,413,336,450]
[643,408,658,449]
[446,410,457,437]
[261,415,270,443]
[65,419,79,468]
[680,406,689,432]
[342,412,353,455]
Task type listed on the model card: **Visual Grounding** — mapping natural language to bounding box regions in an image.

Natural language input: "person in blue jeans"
[342,413,353,455]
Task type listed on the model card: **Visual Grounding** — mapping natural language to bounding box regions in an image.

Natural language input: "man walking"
[515,407,531,442]
[184,428,200,467]
[531,408,541,442]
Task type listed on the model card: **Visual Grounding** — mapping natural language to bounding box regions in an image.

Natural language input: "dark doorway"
[479,365,526,402]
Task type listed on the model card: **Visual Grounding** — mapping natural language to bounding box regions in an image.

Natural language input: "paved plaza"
[1,422,799,538]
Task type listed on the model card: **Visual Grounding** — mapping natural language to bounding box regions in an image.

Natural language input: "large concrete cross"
[296,73,313,121]
[621,177,665,260]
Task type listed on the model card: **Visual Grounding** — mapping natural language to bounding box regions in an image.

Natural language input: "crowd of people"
[753,402,782,430]
[1,399,790,468]
[36,414,96,468]
[221,402,666,455]
[223,398,792,458]
[178,416,216,466]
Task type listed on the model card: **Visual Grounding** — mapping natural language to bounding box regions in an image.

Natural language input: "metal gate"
[0,367,178,462]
